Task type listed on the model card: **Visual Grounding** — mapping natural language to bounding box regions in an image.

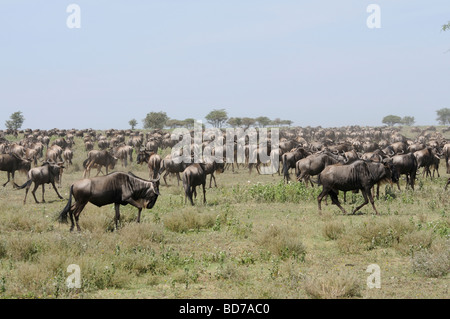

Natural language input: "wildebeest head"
[381,158,399,184]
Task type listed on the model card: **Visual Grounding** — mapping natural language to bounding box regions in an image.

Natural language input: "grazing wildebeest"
[391,152,418,190]
[295,153,340,187]
[83,150,118,178]
[317,160,394,215]
[14,162,64,204]
[182,163,207,205]
[58,172,160,231]
[0,153,31,187]
[282,147,310,182]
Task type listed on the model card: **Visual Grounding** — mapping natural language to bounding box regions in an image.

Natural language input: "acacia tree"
[128,119,137,130]
[143,111,169,130]
[401,116,415,126]
[255,116,271,127]
[382,115,402,126]
[5,111,25,130]
[205,109,228,128]
[436,108,450,125]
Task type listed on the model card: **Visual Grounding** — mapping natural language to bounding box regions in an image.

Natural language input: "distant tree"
[182,118,196,129]
[241,117,256,129]
[442,22,450,31]
[436,108,450,125]
[271,118,282,127]
[281,119,293,127]
[128,118,138,130]
[382,115,402,126]
[205,109,228,128]
[143,111,169,130]
[255,116,271,128]
[5,111,25,130]
[227,117,242,128]
[401,116,415,126]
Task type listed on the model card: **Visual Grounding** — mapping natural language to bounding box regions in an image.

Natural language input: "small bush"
[411,240,450,278]
[323,220,345,240]
[255,225,306,261]
[163,210,215,233]
[304,271,361,299]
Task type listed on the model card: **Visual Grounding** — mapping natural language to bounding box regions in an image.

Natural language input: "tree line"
[139,109,293,130]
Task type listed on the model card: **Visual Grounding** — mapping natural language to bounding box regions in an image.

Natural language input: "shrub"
[255,225,306,261]
[163,210,215,233]
[411,240,450,278]
[323,220,345,240]
[304,271,361,299]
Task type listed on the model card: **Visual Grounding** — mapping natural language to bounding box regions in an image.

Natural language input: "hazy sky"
[0,1,449,130]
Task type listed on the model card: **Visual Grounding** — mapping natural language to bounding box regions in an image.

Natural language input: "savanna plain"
[0,127,449,299]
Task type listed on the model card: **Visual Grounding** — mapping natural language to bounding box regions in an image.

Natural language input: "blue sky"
[0,1,449,130]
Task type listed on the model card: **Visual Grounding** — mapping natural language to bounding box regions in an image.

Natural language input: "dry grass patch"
[255,225,306,261]
[411,239,450,278]
[304,271,361,299]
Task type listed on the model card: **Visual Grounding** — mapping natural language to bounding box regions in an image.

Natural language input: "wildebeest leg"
[176,173,181,186]
[41,184,46,203]
[329,190,347,215]
[317,188,328,214]
[114,203,121,230]
[72,202,87,232]
[202,182,206,204]
[445,178,450,190]
[351,190,370,215]
[3,172,10,187]
[51,182,64,200]
[163,171,169,186]
[31,183,40,203]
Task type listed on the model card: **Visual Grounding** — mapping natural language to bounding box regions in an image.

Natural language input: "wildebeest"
[159,156,190,186]
[114,145,133,167]
[63,148,73,166]
[0,153,31,187]
[14,162,64,204]
[295,153,340,187]
[391,153,418,190]
[204,161,225,188]
[182,163,207,205]
[83,150,118,178]
[282,147,310,182]
[445,177,450,190]
[58,172,160,231]
[317,160,394,215]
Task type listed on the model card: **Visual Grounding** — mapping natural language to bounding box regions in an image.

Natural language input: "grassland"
[0,129,449,299]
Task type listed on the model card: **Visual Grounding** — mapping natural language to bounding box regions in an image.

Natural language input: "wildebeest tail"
[14,179,32,190]
[58,185,73,224]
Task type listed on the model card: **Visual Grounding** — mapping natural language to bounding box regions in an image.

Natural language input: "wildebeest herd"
[0,126,449,231]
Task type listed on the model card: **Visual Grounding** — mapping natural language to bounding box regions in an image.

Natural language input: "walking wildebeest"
[317,160,394,215]
[83,150,118,178]
[159,156,191,186]
[58,172,160,231]
[15,162,64,204]
[0,153,31,187]
[182,163,207,205]
[282,147,310,182]
[295,153,340,187]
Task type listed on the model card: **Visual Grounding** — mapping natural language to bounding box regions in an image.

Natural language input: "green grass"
[0,128,449,299]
